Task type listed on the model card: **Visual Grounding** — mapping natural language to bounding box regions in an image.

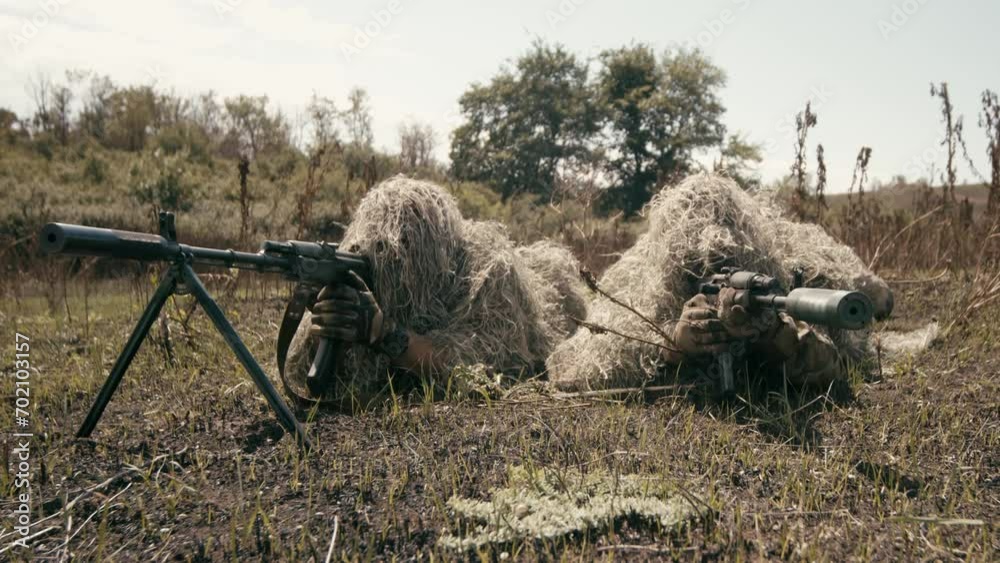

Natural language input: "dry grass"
[0,266,996,560]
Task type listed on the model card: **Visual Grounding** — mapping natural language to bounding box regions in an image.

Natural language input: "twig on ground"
[597,544,693,553]
[324,516,339,563]
[46,483,133,554]
[551,385,694,401]
[890,516,985,526]
[0,526,59,555]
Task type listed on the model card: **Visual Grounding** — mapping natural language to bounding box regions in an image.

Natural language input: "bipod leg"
[180,263,314,451]
[78,266,178,438]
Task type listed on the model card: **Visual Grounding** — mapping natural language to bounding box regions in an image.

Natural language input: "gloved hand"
[309,271,386,346]
[753,312,801,362]
[717,287,771,340]
[717,286,802,360]
[669,294,737,360]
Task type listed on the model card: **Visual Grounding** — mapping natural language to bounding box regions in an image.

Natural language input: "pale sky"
[1,0,996,192]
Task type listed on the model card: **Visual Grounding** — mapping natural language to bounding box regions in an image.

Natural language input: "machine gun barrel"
[40,223,291,273]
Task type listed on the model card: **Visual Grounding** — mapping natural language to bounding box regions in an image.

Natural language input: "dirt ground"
[1,272,996,561]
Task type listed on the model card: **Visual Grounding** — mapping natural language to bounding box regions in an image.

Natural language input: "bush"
[32,133,55,160]
[447,181,503,221]
[154,125,213,166]
[156,127,185,155]
[82,155,109,184]
[129,153,196,211]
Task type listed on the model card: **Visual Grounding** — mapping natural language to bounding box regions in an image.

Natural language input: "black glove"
[309,271,386,346]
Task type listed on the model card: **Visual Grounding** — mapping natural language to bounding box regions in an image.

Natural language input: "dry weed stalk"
[815,144,828,224]
[790,102,818,220]
[295,143,335,239]
[237,154,252,245]
[931,82,960,207]
[841,147,874,257]
[980,89,1000,216]
[930,82,982,205]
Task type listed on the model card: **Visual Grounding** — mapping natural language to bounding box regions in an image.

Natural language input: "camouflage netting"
[439,466,704,551]
[547,174,888,391]
[284,176,587,404]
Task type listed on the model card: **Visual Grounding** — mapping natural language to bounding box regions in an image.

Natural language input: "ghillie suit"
[547,174,891,391]
[285,176,587,405]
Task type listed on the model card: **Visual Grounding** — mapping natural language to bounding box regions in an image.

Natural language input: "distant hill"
[826,183,991,217]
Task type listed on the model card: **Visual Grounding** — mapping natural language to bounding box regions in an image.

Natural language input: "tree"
[191,90,225,145]
[156,89,192,129]
[715,133,763,190]
[49,83,73,145]
[223,95,270,158]
[0,108,25,144]
[24,71,76,145]
[398,120,436,171]
[78,74,116,142]
[306,93,339,152]
[26,72,53,136]
[450,40,599,200]
[106,86,158,151]
[597,45,727,215]
[222,95,289,159]
[981,89,1000,216]
[342,87,373,148]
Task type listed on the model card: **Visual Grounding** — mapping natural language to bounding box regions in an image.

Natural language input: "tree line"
[2,41,761,217]
[3,70,386,161]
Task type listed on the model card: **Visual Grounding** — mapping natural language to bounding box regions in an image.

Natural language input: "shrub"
[82,155,109,184]
[32,133,55,160]
[129,153,196,211]
[156,127,185,155]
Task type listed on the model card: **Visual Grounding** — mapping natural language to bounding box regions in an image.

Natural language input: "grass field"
[0,269,996,561]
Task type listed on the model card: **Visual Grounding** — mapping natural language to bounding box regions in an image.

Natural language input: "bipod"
[76,213,313,450]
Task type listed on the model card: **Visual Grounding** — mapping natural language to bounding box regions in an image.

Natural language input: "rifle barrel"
[40,223,291,273]
[753,288,872,330]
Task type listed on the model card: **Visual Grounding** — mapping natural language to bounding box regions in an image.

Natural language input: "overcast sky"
[1,0,996,192]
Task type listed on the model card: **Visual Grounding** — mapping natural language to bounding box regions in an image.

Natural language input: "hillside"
[826,182,991,217]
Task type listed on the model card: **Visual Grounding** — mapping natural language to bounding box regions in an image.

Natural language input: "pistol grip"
[307,338,344,396]
[718,351,735,395]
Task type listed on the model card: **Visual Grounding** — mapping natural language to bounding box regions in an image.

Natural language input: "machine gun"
[40,212,373,449]
[698,269,874,394]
